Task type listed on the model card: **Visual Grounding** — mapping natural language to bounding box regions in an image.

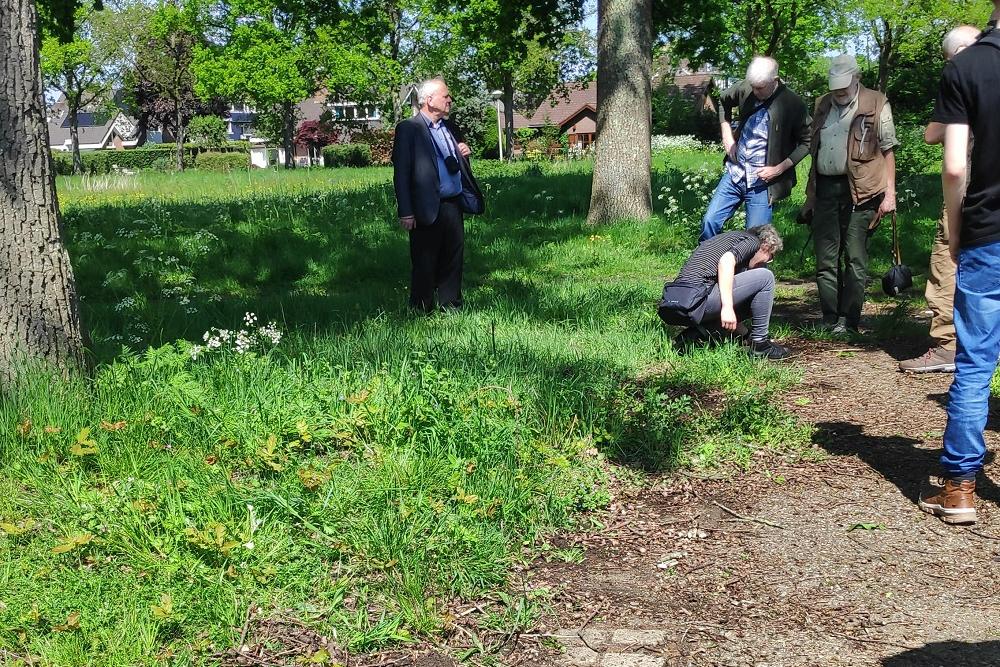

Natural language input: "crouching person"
[658,225,790,360]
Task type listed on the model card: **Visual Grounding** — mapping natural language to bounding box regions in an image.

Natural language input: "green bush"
[352,130,393,165]
[322,143,372,168]
[187,115,229,147]
[894,120,942,176]
[52,148,186,175]
[52,144,253,175]
[195,151,248,172]
[652,86,718,141]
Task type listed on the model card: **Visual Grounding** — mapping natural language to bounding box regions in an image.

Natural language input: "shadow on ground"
[882,640,1000,667]
[813,420,1000,507]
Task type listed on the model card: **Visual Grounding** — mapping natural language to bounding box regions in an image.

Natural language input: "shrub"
[322,143,372,168]
[187,115,229,147]
[651,135,706,152]
[353,129,393,165]
[894,121,942,176]
[52,148,189,174]
[195,151,248,172]
[652,86,718,141]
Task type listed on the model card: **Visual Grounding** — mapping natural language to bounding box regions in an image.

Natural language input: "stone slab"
[556,628,612,648]
[600,654,666,667]
[610,629,668,646]
[561,644,600,666]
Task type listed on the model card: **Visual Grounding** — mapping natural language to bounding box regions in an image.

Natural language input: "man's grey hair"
[943,25,980,59]
[746,57,779,86]
[750,224,783,253]
[417,78,446,106]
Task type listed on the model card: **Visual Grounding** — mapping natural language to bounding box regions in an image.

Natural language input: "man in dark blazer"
[392,78,484,312]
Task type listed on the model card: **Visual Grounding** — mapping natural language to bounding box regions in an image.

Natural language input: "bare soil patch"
[503,324,1000,666]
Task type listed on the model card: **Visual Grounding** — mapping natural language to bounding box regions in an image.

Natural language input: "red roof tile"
[512,82,597,130]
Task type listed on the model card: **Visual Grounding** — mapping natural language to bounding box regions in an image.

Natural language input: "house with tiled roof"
[512,83,597,150]
[47,97,144,152]
[512,65,719,150]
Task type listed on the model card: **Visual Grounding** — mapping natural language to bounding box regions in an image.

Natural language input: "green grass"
[1,154,842,665]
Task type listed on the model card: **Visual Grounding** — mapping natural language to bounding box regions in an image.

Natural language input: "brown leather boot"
[918,476,977,524]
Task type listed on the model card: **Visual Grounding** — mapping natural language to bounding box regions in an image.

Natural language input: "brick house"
[512,64,718,150]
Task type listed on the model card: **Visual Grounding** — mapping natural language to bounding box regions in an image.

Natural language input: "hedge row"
[52,144,250,175]
[195,152,249,172]
[322,143,372,168]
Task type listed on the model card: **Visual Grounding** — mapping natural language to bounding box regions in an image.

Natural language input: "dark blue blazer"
[392,114,483,227]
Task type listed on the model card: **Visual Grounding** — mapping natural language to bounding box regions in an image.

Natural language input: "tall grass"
[1,155,814,665]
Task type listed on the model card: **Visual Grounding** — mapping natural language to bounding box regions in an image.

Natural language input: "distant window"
[329,102,380,122]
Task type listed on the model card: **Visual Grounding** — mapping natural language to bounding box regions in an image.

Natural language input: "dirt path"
[502,324,1000,666]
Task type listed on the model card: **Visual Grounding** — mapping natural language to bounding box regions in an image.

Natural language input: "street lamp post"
[489,90,504,160]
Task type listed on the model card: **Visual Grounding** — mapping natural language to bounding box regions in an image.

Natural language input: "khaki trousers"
[926,209,957,351]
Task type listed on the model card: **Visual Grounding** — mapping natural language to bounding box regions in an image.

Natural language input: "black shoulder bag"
[658,279,714,325]
[881,213,913,296]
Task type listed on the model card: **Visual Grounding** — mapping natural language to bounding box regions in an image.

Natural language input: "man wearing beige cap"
[802,54,898,333]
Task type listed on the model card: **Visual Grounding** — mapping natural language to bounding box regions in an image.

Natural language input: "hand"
[457,142,471,158]
[723,139,737,162]
[877,193,896,221]
[950,239,960,264]
[398,215,416,230]
[720,305,738,332]
[756,164,785,182]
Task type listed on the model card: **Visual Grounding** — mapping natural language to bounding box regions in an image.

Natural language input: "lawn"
[0,150,940,665]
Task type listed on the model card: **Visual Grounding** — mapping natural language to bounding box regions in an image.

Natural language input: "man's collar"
[419,110,443,128]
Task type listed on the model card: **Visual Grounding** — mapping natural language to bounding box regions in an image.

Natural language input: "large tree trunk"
[69,104,82,175]
[282,102,296,170]
[0,0,87,376]
[502,75,514,162]
[174,104,185,171]
[587,0,652,225]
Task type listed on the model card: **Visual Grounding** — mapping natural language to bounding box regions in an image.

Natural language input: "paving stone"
[556,628,612,648]
[561,645,601,666]
[600,653,666,667]
[609,629,667,646]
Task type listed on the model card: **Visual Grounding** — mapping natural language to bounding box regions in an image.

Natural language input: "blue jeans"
[699,174,772,242]
[942,240,1000,478]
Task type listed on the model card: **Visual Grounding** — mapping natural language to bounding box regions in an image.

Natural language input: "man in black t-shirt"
[658,225,790,360]
[919,9,1000,526]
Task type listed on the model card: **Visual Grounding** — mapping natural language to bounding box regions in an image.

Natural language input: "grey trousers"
[692,268,776,340]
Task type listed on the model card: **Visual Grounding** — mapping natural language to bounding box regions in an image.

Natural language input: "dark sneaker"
[899,346,956,373]
[750,338,791,360]
[918,476,977,524]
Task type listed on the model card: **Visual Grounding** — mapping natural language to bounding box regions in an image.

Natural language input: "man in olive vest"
[803,54,898,333]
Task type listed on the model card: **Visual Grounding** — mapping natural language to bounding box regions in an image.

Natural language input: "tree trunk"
[587,0,652,225]
[69,104,82,175]
[282,102,296,170]
[502,76,514,162]
[174,104,185,171]
[0,0,87,376]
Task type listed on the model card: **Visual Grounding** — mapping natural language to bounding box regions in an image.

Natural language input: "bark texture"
[0,0,87,375]
[587,0,652,225]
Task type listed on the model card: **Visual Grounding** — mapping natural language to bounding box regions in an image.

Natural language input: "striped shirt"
[676,231,761,284]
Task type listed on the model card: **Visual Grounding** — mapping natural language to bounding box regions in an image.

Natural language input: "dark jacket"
[716,80,810,203]
[392,114,483,226]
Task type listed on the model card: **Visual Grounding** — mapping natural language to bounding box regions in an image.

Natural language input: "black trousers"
[409,197,464,311]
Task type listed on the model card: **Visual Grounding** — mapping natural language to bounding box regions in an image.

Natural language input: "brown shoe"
[918,476,977,524]
[899,346,956,373]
